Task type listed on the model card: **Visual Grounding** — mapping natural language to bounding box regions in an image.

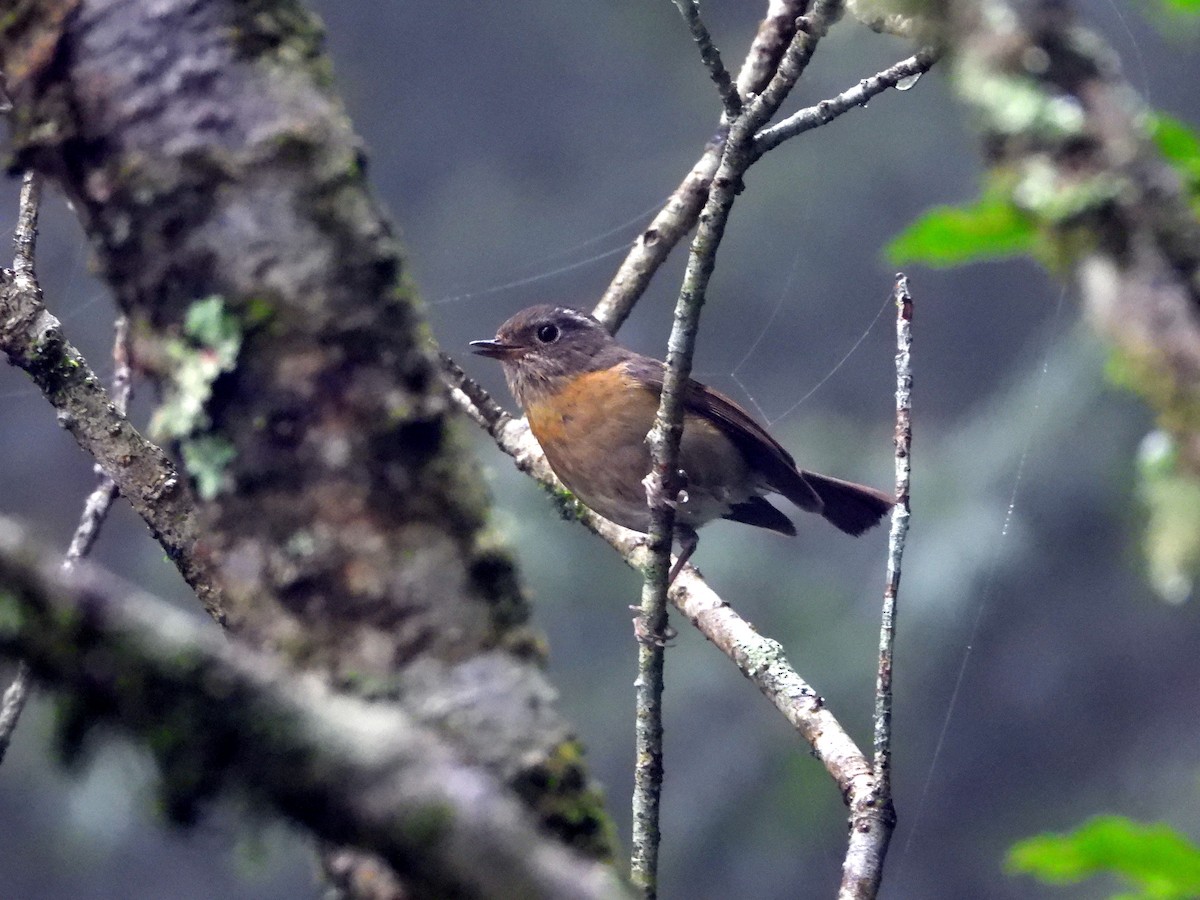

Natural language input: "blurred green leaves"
[886,188,1037,267]
[1008,816,1200,899]
[888,111,1200,269]
[1149,113,1200,216]
[1155,0,1200,15]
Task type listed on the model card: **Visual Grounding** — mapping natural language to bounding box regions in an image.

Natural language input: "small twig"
[838,276,912,899]
[623,1,852,890]
[64,317,133,568]
[672,0,740,117]
[439,352,509,433]
[736,0,806,99]
[12,172,40,286]
[752,48,941,159]
[876,274,912,779]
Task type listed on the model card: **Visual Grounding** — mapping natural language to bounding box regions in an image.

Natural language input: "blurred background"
[1,2,1198,898]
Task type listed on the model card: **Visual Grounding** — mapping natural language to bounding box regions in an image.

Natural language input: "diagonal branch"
[0,516,630,900]
[2,178,143,768]
[839,275,913,899]
[671,0,740,117]
[752,47,941,159]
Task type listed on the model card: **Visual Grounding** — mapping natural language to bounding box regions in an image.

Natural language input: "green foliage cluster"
[887,113,1200,270]
[1008,815,1200,899]
[1150,113,1200,217]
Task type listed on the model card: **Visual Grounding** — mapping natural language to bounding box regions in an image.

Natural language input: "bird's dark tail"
[797,471,894,536]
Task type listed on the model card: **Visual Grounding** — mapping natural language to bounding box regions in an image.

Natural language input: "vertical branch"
[629,103,742,900]
[839,274,912,899]
[631,2,846,893]
[876,275,912,783]
[0,171,41,768]
[12,172,40,290]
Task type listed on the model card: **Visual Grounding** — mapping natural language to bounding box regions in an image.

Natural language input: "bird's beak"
[470,339,523,360]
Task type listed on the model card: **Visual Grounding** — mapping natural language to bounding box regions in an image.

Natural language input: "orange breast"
[525,365,755,532]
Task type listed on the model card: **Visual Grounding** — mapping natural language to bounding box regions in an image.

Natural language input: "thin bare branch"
[12,171,40,285]
[631,5,846,885]
[672,0,740,117]
[838,275,912,899]
[737,0,807,99]
[753,48,941,159]
[64,318,133,568]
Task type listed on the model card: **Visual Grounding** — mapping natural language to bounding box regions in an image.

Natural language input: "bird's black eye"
[535,323,560,344]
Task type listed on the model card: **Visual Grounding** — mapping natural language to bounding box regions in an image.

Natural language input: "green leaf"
[1008,816,1200,899]
[1150,113,1200,164]
[1157,0,1200,13]
[1148,113,1200,212]
[886,195,1037,267]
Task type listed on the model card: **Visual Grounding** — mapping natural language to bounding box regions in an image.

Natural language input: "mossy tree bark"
[0,0,614,887]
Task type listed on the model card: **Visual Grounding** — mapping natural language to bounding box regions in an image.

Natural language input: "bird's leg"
[632,469,691,644]
[632,526,693,643]
[668,525,698,584]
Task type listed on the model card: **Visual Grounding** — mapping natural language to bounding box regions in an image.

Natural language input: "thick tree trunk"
[0,0,613,878]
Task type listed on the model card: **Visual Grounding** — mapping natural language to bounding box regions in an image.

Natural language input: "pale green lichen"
[957,64,1087,140]
[181,435,238,501]
[1012,158,1125,224]
[1137,431,1200,604]
[150,296,242,440]
[150,296,243,499]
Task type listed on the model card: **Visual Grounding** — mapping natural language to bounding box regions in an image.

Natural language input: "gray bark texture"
[0,0,614,885]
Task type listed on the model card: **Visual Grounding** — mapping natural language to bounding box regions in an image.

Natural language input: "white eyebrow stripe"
[554,308,595,327]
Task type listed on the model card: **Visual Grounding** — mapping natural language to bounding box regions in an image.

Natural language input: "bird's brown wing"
[620,356,823,513]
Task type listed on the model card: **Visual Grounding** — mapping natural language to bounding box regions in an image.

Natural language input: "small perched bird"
[472,305,893,580]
